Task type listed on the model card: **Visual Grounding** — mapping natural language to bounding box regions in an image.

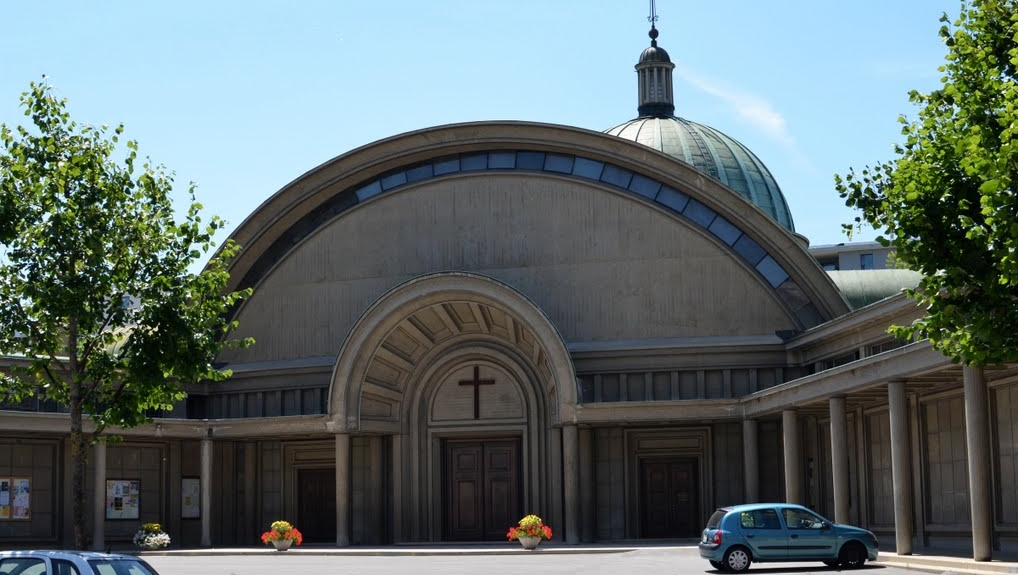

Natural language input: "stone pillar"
[829,396,850,524]
[549,427,563,540]
[888,380,914,555]
[578,427,595,542]
[91,442,106,551]
[200,437,212,547]
[391,434,405,543]
[562,424,579,544]
[963,366,993,561]
[336,433,351,547]
[782,409,802,505]
[369,437,383,543]
[742,419,759,503]
[243,442,257,543]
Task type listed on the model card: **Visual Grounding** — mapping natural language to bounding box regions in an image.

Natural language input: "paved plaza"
[138,544,1018,575]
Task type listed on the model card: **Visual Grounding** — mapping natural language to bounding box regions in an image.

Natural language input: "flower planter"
[261,520,302,549]
[270,538,293,551]
[133,523,171,551]
[507,514,552,550]
[517,535,542,550]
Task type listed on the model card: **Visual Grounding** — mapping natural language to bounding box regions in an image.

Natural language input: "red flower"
[260,521,303,546]
[506,514,553,541]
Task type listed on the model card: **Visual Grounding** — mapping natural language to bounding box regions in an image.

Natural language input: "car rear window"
[706,509,728,529]
[0,558,46,575]
[87,560,158,575]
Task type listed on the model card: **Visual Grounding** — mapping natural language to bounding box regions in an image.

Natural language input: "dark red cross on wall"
[458,366,495,419]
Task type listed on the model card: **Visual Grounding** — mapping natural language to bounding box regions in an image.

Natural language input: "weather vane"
[647,0,659,45]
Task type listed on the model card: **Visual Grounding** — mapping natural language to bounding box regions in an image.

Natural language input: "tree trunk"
[70,377,88,550]
[67,317,89,550]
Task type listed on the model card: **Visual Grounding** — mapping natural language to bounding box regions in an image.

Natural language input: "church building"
[1,18,1016,559]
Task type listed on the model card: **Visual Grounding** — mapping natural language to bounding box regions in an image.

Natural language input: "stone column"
[562,424,579,544]
[369,437,383,542]
[336,433,351,546]
[391,434,405,543]
[549,427,563,539]
[578,427,595,542]
[782,409,802,505]
[91,442,106,551]
[888,380,914,555]
[200,437,212,547]
[742,419,759,503]
[829,396,850,523]
[963,366,993,561]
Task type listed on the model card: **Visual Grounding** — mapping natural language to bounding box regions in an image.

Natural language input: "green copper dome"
[605,23,796,232]
[605,117,795,231]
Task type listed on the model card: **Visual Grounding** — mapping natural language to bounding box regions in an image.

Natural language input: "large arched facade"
[197,121,850,544]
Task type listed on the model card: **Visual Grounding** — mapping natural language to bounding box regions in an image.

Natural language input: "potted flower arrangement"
[260,520,303,551]
[506,514,553,549]
[132,522,170,550]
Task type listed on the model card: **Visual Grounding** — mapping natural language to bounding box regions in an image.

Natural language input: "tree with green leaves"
[0,80,252,549]
[835,0,1016,560]
[837,0,1018,366]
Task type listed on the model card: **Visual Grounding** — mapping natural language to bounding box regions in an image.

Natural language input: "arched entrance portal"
[329,272,578,543]
[411,348,548,541]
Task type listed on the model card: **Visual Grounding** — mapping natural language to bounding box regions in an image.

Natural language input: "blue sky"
[3,1,959,251]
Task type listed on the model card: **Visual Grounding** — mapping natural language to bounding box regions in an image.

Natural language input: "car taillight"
[712,531,722,545]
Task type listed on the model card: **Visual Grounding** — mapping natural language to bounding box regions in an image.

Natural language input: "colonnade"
[739,369,993,561]
[84,375,994,559]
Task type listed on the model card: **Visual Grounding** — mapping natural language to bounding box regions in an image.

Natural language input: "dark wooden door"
[298,468,337,543]
[445,439,521,541]
[640,458,699,538]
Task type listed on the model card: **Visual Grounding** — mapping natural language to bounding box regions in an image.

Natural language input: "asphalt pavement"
[136,543,1018,575]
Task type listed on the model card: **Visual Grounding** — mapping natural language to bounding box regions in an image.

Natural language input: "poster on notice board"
[105,479,140,519]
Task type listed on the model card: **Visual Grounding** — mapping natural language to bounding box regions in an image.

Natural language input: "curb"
[137,546,637,557]
[876,555,1018,575]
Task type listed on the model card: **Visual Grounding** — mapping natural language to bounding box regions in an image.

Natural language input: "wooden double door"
[444,438,522,541]
[640,457,700,538]
[297,468,337,543]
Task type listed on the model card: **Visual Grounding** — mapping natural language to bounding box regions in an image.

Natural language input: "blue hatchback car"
[698,503,879,572]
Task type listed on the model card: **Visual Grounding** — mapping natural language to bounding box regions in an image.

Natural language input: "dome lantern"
[636,24,676,118]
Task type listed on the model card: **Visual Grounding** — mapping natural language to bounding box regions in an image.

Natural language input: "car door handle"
[790,534,799,539]
[746,534,755,538]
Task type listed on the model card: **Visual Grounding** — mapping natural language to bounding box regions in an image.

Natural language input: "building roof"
[604,24,795,233]
[826,269,922,309]
[606,116,795,231]
[638,44,671,64]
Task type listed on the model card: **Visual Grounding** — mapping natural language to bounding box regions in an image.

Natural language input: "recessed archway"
[328,270,578,432]
[327,271,577,541]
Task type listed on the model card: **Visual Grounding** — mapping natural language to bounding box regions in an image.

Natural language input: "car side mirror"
[822,521,832,530]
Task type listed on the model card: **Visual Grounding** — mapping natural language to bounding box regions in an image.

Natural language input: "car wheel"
[822,559,840,568]
[709,560,724,570]
[723,546,752,573]
[838,542,866,569]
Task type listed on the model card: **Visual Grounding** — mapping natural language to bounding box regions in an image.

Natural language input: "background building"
[810,241,896,271]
